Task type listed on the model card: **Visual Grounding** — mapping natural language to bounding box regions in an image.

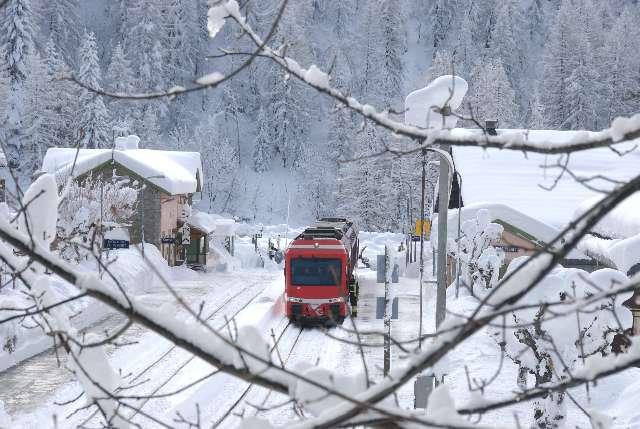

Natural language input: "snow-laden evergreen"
[77,31,110,149]
[1,0,640,227]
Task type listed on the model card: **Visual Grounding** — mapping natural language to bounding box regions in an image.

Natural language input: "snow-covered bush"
[450,209,504,295]
[57,172,139,262]
[494,258,630,427]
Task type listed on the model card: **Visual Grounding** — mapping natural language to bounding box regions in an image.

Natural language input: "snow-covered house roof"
[431,202,586,259]
[451,128,640,229]
[0,152,6,168]
[41,136,203,196]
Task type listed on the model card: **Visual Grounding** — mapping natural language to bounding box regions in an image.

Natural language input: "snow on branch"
[63,0,288,102]
[220,6,640,155]
[0,213,479,428]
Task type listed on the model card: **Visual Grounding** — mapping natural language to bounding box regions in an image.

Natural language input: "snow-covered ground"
[0,244,172,373]
[2,230,640,428]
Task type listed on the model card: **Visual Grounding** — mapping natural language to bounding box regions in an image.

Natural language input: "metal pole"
[455,172,462,298]
[140,186,145,257]
[99,179,103,278]
[418,148,426,347]
[436,149,450,329]
[383,245,391,376]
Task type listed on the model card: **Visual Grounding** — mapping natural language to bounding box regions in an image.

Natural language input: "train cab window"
[291,258,341,286]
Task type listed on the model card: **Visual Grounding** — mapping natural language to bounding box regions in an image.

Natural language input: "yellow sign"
[414,219,431,237]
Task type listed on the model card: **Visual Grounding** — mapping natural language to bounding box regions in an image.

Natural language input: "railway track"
[77,278,275,427]
[211,321,304,428]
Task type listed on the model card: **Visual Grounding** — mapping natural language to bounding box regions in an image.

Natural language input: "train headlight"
[327,297,344,303]
[288,297,303,303]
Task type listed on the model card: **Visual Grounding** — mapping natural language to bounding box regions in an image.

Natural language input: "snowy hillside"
[2,0,640,228]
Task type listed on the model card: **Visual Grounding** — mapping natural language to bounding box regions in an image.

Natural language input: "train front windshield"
[291,258,342,286]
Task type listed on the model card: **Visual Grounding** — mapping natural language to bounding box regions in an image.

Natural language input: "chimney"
[485,120,498,136]
[114,135,140,150]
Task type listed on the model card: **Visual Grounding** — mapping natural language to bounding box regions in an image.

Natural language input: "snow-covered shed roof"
[575,193,640,272]
[575,193,640,240]
[188,210,218,234]
[187,210,237,236]
[431,202,586,259]
[451,128,640,229]
[41,140,203,196]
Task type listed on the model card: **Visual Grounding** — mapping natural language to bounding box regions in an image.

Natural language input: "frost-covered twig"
[221,3,640,155]
[62,0,289,102]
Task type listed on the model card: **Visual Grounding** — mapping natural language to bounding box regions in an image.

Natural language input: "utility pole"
[418,148,426,345]
[140,185,145,257]
[436,147,450,328]
[99,178,104,278]
[383,245,391,376]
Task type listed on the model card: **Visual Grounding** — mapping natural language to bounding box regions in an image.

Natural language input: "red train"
[284,218,359,325]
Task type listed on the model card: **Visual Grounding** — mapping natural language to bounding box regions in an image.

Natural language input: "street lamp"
[405,75,468,338]
[422,147,454,334]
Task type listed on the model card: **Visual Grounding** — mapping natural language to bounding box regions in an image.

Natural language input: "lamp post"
[405,75,467,337]
[454,171,463,298]
[434,148,453,329]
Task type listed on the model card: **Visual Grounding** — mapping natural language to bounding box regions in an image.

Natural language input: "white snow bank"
[41,144,203,196]
[453,142,640,229]
[0,244,172,372]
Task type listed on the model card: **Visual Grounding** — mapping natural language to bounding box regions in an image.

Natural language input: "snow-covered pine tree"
[431,0,459,49]
[162,0,200,82]
[106,42,134,94]
[45,0,80,68]
[23,51,49,176]
[601,6,640,124]
[563,32,599,130]
[336,125,392,231]
[539,0,586,129]
[267,70,309,170]
[489,0,527,112]
[378,0,405,107]
[425,50,455,85]
[0,0,38,171]
[468,59,518,127]
[194,115,238,213]
[77,31,111,149]
[106,42,135,127]
[253,106,274,173]
[42,37,79,148]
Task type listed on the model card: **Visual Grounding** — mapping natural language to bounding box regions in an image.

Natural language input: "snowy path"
[6,269,281,427]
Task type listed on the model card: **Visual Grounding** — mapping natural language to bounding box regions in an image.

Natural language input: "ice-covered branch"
[458,340,640,415]
[219,2,640,154]
[62,0,289,101]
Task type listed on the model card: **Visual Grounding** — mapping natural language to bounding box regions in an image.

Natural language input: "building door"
[186,238,200,264]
